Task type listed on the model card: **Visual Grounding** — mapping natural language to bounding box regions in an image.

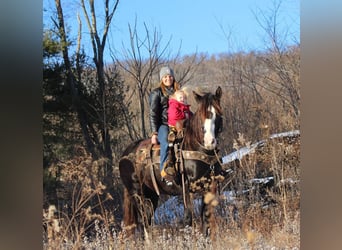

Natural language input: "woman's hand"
[151,134,158,144]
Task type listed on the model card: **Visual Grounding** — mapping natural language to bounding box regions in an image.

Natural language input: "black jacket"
[149,86,174,134]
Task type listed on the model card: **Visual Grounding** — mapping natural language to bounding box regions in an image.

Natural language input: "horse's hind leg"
[119,156,154,240]
[142,184,159,226]
[120,156,147,236]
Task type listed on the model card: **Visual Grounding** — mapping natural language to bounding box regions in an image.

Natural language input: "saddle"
[135,139,160,168]
[132,136,182,195]
[134,131,184,179]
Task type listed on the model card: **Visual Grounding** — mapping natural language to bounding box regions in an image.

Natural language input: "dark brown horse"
[119,86,225,239]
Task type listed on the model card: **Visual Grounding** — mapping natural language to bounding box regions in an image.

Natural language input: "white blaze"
[203,106,217,150]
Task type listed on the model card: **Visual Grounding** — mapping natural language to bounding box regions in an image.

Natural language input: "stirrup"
[161,160,176,181]
[161,169,174,183]
[163,160,176,175]
[176,129,184,139]
[165,166,176,176]
[168,131,176,143]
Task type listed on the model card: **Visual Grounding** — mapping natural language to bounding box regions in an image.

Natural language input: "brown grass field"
[43,132,300,249]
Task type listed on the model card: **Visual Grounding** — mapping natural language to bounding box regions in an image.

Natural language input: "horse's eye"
[201,126,206,133]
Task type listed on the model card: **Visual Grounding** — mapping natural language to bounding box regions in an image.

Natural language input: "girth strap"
[150,164,160,196]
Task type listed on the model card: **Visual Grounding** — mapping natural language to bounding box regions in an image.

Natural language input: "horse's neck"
[183,116,202,149]
[182,131,203,152]
[182,128,217,156]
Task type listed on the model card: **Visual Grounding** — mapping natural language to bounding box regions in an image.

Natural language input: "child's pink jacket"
[168,98,192,127]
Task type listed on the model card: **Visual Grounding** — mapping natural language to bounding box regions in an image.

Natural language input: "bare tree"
[53,0,125,193]
[114,17,205,139]
[253,0,300,118]
[54,0,99,158]
[115,21,189,138]
[80,0,120,163]
[114,20,167,138]
[212,0,299,146]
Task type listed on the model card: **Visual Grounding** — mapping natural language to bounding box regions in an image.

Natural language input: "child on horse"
[168,89,192,139]
[162,89,193,183]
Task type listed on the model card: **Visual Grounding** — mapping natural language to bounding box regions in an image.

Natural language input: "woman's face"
[162,74,173,87]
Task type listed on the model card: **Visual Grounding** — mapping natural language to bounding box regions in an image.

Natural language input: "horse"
[119,86,226,239]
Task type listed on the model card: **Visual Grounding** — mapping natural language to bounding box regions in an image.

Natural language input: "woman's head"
[159,66,180,95]
[159,66,174,87]
[160,66,174,80]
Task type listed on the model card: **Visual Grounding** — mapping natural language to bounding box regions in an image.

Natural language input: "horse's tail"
[118,139,156,240]
[119,154,139,237]
[119,154,152,240]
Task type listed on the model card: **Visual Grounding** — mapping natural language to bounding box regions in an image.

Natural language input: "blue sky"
[112,0,299,56]
[44,0,300,61]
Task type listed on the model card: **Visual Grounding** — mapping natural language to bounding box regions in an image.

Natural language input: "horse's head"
[187,86,223,151]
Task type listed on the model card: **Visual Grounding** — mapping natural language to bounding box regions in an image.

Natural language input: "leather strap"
[181,150,219,166]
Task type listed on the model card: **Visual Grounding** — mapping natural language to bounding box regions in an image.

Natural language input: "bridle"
[179,105,223,167]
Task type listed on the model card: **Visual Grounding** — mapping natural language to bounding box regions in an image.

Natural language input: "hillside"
[43,46,300,248]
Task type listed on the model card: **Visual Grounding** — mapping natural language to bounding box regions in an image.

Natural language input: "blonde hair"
[170,89,188,103]
[180,86,190,97]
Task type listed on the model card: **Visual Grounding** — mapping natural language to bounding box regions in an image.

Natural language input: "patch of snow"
[154,130,300,225]
[249,176,274,184]
[269,130,300,139]
[222,130,300,164]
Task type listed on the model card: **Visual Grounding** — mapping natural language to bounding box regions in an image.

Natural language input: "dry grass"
[43,39,300,249]
[43,132,300,249]
[43,213,299,249]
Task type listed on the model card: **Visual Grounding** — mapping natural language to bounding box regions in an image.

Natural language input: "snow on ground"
[154,130,300,225]
[222,130,300,164]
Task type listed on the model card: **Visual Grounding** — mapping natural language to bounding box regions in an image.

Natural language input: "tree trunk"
[55,0,97,158]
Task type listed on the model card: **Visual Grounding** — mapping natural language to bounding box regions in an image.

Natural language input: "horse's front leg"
[183,193,193,227]
[183,184,193,227]
[201,178,218,237]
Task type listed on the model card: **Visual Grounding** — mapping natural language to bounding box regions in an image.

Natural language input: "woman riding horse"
[119,86,224,239]
[149,66,180,182]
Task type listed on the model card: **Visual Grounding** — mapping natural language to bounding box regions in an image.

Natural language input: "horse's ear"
[193,91,202,103]
[216,86,222,99]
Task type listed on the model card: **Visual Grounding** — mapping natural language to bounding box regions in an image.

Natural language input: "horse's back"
[119,138,161,190]
[121,138,160,156]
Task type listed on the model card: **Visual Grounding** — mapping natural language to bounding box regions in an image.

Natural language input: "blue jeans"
[158,124,169,171]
